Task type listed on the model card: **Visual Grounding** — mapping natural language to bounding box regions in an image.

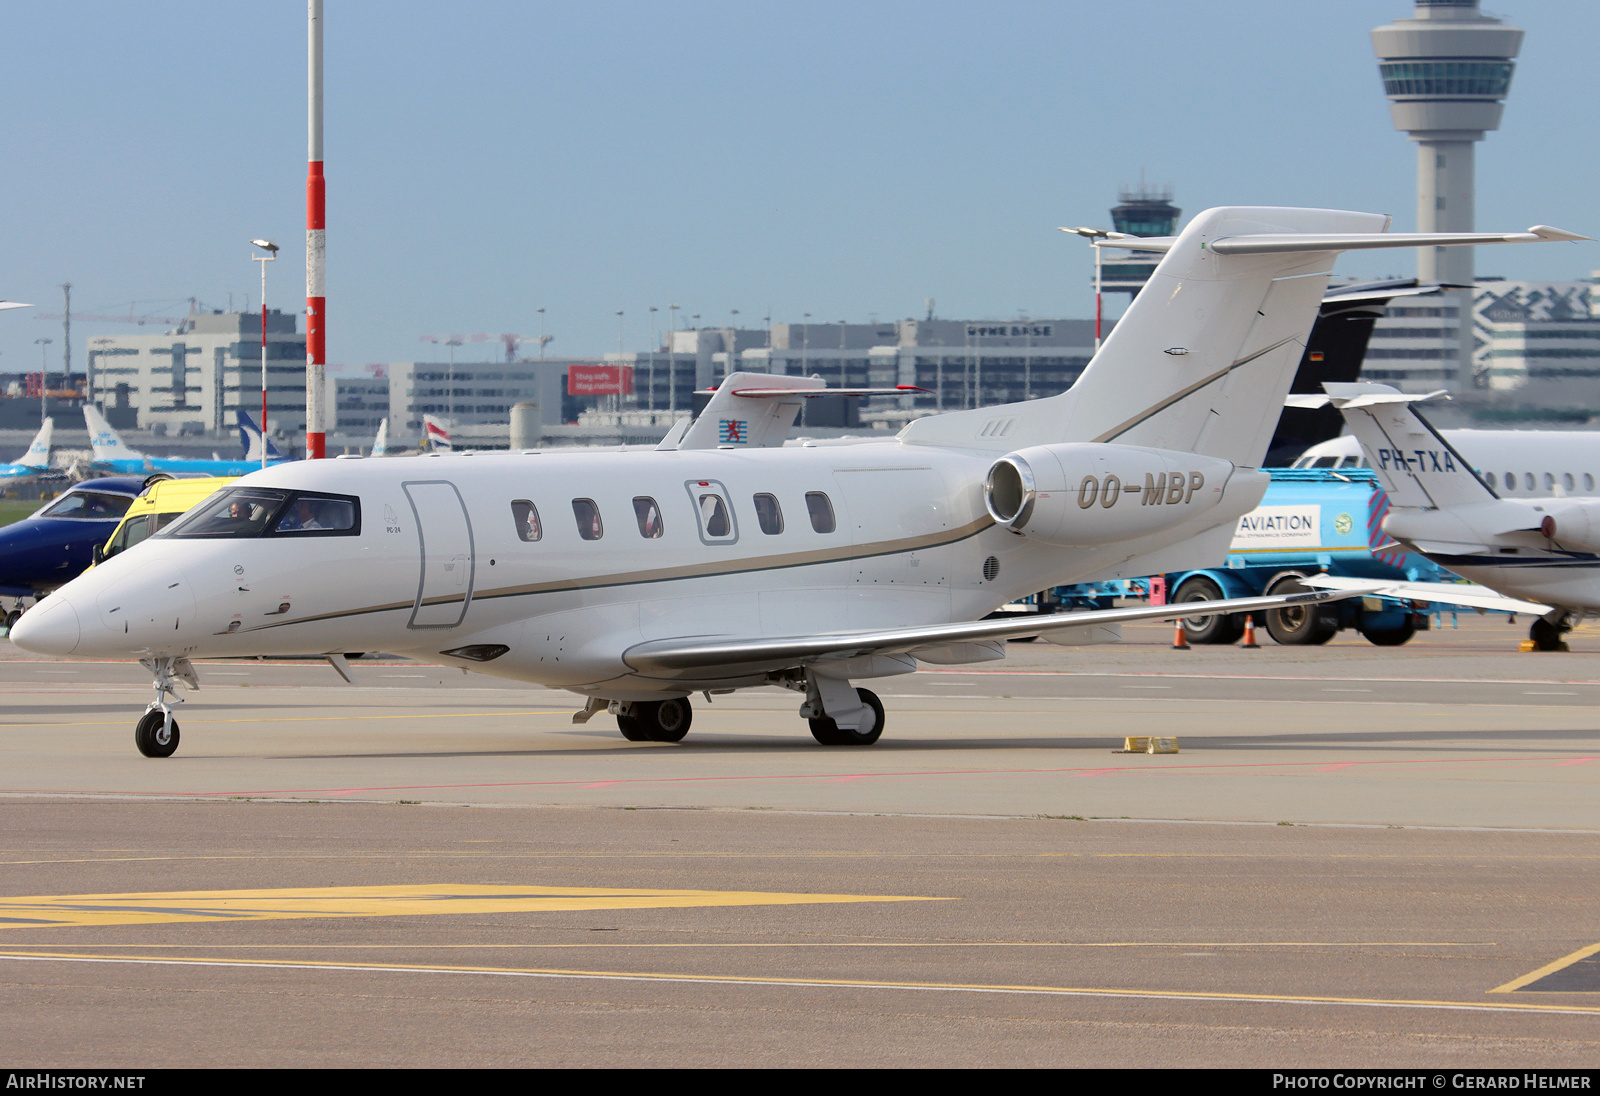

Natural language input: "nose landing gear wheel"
[809,687,884,746]
[134,710,180,758]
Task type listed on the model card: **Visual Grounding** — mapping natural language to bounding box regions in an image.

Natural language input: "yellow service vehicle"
[92,475,237,566]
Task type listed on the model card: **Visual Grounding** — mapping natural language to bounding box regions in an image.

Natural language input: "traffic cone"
[1240,614,1260,649]
[1172,620,1190,651]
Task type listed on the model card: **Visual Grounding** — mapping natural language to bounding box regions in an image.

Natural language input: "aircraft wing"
[1302,575,1550,616]
[622,586,1377,674]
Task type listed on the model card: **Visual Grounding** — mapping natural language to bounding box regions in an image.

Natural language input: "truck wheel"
[1172,576,1244,645]
[1263,575,1339,646]
[1360,620,1416,646]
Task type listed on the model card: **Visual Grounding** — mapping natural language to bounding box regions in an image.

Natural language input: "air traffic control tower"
[1373,0,1522,385]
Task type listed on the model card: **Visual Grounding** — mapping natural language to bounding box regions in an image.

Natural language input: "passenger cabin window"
[39,491,132,520]
[699,494,730,537]
[511,500,542,542]
[753,493,783,535]
[1503,472,1515,491]
[806,491,836,534]
[633,497,664,539]
[1564,473,1576,493]
[1524,473,1535,491]
[572,498,603,540]
[1544,473,1557,492]
[1586,474,1596,493]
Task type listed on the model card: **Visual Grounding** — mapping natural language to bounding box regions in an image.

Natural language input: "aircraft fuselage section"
[27,441,1256,691]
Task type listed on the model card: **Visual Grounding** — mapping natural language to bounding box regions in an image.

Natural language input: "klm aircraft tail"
[83,405,146,464]
[1309,382,1495,510]
[236,410,283,463]
[371,418,388,457]
[13,418,52,470]
[899,210,1584,467]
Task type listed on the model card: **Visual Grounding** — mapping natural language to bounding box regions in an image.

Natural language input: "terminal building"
[85,310,306,437]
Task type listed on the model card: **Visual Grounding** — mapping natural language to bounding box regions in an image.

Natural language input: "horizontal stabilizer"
[623,586,1377,675]
[1209,225,1588,257]
[1303,575,1549,616]
[730,385,928,398]
[1286,387,1449,410]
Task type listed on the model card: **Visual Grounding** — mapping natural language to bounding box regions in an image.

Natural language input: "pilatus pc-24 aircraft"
[13,207,1584,756]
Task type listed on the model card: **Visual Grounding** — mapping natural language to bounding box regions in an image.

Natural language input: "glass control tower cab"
[1373,1,1522,383]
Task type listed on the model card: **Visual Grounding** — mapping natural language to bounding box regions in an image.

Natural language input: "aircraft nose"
[10,595,81,656]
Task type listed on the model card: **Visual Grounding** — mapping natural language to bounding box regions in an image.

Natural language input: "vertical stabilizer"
[423,414,453,452]
[14,418,52,469]
[237,410,285,463]
[371,418,388,457]
[83,406,146,464]
[1321,382,1495,509]
[675,372,823,449]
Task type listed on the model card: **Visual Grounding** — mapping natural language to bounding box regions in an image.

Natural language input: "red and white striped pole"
[305,0,327,459]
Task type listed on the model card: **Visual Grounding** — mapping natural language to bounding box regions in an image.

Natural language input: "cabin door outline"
[402,480,476,629]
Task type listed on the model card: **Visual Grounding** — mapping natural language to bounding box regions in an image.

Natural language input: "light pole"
[536,308,547,360]
[668,304,679,413]
[647,306,658,410]
[444,337,462,428]
[33,338,51,425]
[801,312,810,377]
[838,320,847,388]
[251,239,279,468]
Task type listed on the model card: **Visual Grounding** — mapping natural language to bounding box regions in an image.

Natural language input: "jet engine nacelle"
[1532,499,1600,554]
[983,443,1235,547]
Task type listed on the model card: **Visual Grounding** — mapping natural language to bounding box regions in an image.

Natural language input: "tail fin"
[371,418,388,457]
[236,410,284,463]
[899,208,1585,467]
[423,414,453,452]
[673,371,823,450]
[82,405,145,463]
[13,418,52,470]
[1314,382,1495,509]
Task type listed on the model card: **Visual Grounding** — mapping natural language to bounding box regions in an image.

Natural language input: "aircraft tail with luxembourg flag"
[899,209,1586,469]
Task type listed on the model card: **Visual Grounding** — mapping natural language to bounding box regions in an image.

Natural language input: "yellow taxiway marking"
[1491,941,1600,993]
[0,883,945,929]
[0,950,1596,1018]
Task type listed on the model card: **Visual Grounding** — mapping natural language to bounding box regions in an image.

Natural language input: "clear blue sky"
[2,1,1595,372]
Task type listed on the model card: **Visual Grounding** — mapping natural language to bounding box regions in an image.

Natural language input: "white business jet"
[1302,381,1600,649]
[12,207,1581,756]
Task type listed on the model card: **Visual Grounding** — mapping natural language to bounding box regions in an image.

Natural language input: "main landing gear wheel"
[1530,617,1570,652]
[1360,619,1417,646]
[809,688,884,747]
[1172,575,1244,645]
[134,710,180,758]
[616,698,693,743]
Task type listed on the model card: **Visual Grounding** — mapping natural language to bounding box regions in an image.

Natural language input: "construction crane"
[35,299,196,327]
[421,333,534,362]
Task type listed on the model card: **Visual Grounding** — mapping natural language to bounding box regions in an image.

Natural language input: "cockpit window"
[38,491,133,520]
[161,488,288,537]
[269,495,358,535]
[158,488,361,539]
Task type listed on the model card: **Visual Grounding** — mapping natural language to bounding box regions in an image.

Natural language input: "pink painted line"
[917,669,1600,687]
[1315,763,1361,772]
[1556,758,1598,767]
[11,754,1594,801]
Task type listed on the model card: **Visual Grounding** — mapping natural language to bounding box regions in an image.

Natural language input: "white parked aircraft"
[11,207,1582,756]
[1303,382,1600,649]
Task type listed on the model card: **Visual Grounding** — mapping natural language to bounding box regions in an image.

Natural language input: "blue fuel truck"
[1029,466,1458,646]
[1159,466,1454,645]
